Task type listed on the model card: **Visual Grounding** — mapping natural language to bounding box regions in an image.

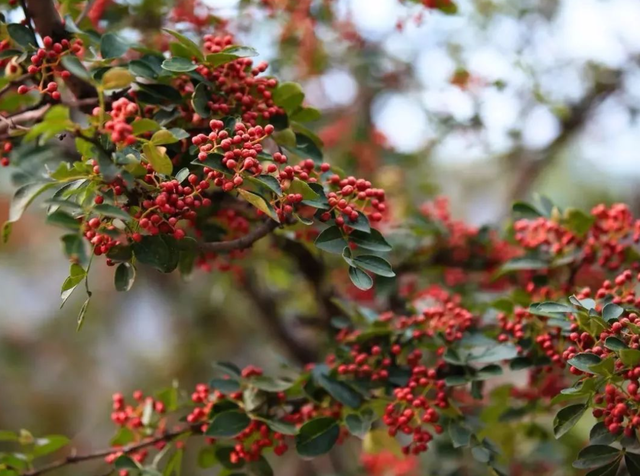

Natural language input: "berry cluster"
[102,98,140,146]
[16,36,84,100]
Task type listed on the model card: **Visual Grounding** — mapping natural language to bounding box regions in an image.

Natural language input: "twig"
[23,424,197,476]
[0,114,29,131]
[198,219,280,253]
[0,97,100,139]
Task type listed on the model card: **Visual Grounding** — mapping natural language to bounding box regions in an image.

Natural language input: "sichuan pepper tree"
[2,1,640,476]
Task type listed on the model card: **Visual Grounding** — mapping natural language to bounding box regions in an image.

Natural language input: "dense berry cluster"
[16,36,83,100]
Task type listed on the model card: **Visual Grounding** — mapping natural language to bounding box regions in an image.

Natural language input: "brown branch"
[198,219,280,253]
[0,97,100,140]
[23,424,197,476]
[23,0,97,100]
[506,70,623,204]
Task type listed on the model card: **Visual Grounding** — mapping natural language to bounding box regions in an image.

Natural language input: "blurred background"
[1,0,640,474]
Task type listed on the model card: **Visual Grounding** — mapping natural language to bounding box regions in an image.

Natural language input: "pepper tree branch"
[198,219,281,253]
[23,424,198,476]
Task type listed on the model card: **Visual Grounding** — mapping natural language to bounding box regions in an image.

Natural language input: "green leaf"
[554,404,586,439]
[213,361,242,378]
[468,343,517,363]
[33,435,70,458]
[625,453,640,476]
[76,297,91,331]
[295,417,340,458]
[316,373,363,408]
[602,303,624,321]
[163,29,204,60]
[345,413,372,439]
[110,427,134,446]
[249,456,273,476]
[315,226,347,254]
[250,376,293,392]
[590,422,616,445]
[564,208,595,236]
[61,263,86,304]
[620,349,640,367]
[151,129,180,145]
[7,24,37,48]
[572,445,621,469]
[4,182,59,241]
[474,364,503,380]
[449,421,472,448]
[0,49,22,59]
[529,302,576,314]
[349,229,392,252]
[291,107,321,123]
[249,175,282,196]
[115,455,139,470]
[237,189,279,222]
[345,211,370,233]
[349,266,373,290]
[133,235,179,273]
[273,82,305,114]
[162,57,197,72]
[163,449,183,476]
[143,143,173,175]
[101,33,129,58]
[567,353,601,374]
[586,458,622,476]
[94,203,131,221]
[292,132,323,162]
[114,263,136,292]
[60,55,91,81]
[288,178,319,200]
[258,418,298,436]
[512,201,543,218]
[206,410,251,438]
[46,211,80,230]
[191,83,211,118]
[129,59,159,79]
[500,257,548,272]
[209,378,241,393]
[352,255,395,278]
[102,68,134,90]
[205,46,258,67]
[589,356,614,376]
[132,118,161,136]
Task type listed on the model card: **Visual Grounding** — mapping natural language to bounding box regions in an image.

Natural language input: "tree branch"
[198,219,280,253]
[23,0,97,99]
[23,424,197,476]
